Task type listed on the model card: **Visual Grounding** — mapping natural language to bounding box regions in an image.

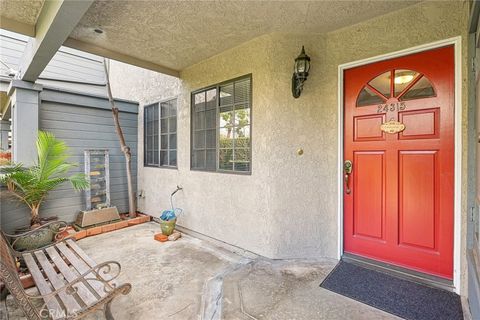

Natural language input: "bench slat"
[34,250,82,313]
[65,240,96,267]
[45,246,98,306]
[67,239,117,284]
[66,239,115,282]
[23,253,63,320]
[55,242,107,297]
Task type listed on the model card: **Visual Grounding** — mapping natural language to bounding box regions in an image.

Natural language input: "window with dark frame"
[191,75,251,173]
[144,104,159,166]
[144,98,177,168]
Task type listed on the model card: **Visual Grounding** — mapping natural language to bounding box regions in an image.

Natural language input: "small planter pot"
[159,218,176,236]
[13,223,60,251]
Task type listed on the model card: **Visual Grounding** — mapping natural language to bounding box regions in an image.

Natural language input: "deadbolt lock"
[344,160,352,174]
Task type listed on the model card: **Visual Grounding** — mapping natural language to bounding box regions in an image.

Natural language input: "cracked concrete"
[3,223,398,319]
[221,259,399,320]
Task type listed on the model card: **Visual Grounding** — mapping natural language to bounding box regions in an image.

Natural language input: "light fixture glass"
[394,74,414,85]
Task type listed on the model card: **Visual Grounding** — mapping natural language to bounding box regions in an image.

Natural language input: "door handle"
[344,160,352,194]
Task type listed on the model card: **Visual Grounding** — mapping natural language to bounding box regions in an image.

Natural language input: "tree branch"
[103,59,136,217]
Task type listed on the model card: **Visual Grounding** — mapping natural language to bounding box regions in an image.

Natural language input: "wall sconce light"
[292,46,311,98]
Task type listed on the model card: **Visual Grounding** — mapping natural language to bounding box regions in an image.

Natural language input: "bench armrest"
[2,221,69,256]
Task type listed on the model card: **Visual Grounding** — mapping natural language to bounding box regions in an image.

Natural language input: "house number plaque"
[380,120,406,134]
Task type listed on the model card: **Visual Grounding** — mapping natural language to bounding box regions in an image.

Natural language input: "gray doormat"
[320,261,463,320]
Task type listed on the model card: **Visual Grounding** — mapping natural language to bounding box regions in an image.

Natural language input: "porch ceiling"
[0,0,43,25]
[69,0,419,72]
[0,0,420,76]
[0,0,44,36]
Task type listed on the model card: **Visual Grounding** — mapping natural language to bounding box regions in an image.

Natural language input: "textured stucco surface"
[0,0,44,26]
[72,0,419,71]
[110,1,470,293]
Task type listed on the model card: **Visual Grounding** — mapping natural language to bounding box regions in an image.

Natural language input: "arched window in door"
[357,69,436,107]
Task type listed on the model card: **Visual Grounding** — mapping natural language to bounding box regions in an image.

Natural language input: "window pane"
[161,119,168,133]
[193,150,205,168]
[161,134,168,149]
[153,135,159,150]
[146,151,152,165]
[161,102,169,118]
[154,104,159,120]
[400,76,435,101]
[219,105,233,113]
[206,89,216,110]
[146,118,153,136]
[145,105,151,120]
[234,148,250,172]
[169,134,177,149]
[153,118,158,135]
[195,111,205,130]
[206,129,216,148]
[236,134,250,149]
[368,71,391,99]
[169,100,177,116]
[169,150,177,166]
[235,125,250,138]
[394,69,420,97]
[234,107,250,126]
[206,150,216,170]
[220,110,233,128]
[357,86,385,107]
[194,92,205,111]
[194,131,205,149]
[220,84,233,105]
[160,150,167,166]
[206,109,216,129]
[146,124,151,139]
[219,128,233,148]
[153,150,159,165]
[219,149,233,170]
[147,132,152,151]
[169,117,177,133]
[234,79,250,103]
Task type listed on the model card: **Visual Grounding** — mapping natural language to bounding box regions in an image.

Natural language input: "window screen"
[144,104,159,166]
[191,75,251,173]
[192,89,217,170]
[144,98,177,168]
[160,99,177,167]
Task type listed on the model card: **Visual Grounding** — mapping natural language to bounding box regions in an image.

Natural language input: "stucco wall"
[110,0,470,291]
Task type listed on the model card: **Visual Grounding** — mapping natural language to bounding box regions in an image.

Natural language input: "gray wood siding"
[0,89,138,232]
[0,30,105,95]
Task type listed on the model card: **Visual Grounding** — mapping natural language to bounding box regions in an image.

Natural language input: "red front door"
[343,46,454,279]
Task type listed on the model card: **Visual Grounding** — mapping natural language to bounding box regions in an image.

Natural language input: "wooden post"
[103,59,136,218]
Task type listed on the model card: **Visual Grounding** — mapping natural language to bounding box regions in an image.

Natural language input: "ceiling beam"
[63,38,180,78]
[18,0,94,82]
[0,16,35,37]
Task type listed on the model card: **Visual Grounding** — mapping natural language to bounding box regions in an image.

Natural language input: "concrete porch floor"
[3,222,399,319]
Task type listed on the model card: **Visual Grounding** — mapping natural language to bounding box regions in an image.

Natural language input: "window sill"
[144,165,178,170]
[190,168,251,176]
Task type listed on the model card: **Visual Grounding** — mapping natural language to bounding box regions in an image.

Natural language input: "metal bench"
[0,221,131,319]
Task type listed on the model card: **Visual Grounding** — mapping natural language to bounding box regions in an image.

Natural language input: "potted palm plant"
[0,131,89,250]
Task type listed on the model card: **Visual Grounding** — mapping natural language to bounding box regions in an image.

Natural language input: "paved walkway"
[3,222,398,319]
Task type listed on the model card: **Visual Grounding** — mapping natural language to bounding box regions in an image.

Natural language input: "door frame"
[337,36,462,293]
